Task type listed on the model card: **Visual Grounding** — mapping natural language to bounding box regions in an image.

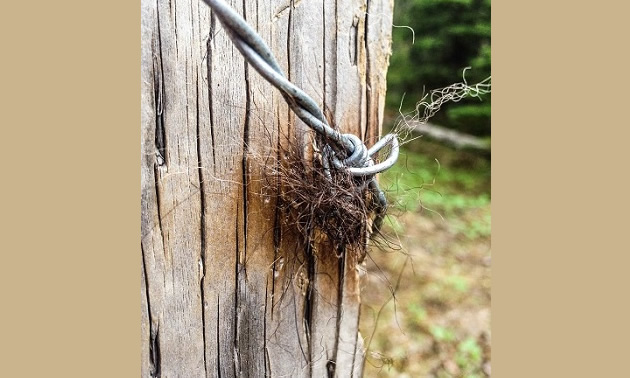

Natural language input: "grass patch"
[379,139,490,239]
[361,138,491,377]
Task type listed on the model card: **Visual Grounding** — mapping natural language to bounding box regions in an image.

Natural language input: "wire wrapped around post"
[202,0,399,235]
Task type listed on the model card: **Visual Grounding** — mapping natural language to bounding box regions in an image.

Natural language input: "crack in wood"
[217,296,222,378]
[207,13,217,170]
[350,17,359,67]
[142,243,161,377]
[234,202,241,374]
[171,0,178,54]
[322,0,327,115]
[195,73,209,378]
[152,165,167,259]
[332,251,345,373]
[326,359,335,378]
[363,1,372,143]
[304,239,315,374]
[154,2,167,166]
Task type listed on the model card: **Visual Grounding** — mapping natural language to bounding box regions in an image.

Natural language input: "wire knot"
[323,133,400,179]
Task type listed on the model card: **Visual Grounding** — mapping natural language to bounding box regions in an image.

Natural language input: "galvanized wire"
[202,0,399,227]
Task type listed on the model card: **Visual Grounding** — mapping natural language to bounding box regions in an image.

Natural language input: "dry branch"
[409,122,490,151]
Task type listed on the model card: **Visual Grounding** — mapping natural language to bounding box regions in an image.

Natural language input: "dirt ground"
[359,141,491,377]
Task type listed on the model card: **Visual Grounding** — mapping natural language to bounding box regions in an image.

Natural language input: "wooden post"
[141,0,393,376]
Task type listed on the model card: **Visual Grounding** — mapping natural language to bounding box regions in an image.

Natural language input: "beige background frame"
[2,1,629,376]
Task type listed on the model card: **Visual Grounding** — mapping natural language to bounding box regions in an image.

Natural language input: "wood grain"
[141,0,393,376]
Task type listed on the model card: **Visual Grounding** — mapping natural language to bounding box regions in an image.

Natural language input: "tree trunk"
[141,0,393,376]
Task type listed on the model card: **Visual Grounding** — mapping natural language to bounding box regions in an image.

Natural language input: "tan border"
[2,1,139,376]
[3,0,629,377]
[492,1,630,377]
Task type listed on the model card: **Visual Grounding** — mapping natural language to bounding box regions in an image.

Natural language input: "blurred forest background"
[360,0,491,376]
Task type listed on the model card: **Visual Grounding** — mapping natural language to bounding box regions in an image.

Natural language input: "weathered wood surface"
[141,0,393,376]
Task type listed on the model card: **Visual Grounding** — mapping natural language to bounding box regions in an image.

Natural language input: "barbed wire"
[201,0,399,225]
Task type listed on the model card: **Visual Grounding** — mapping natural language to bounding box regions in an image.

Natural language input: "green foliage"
[387,0,491,136]
[447,103,491,135]
[407,303,429,323]
[430,325,456,342]
[381,141,490,219]
[456,337,484,376]
[452,210,491,239]
[445,274,470,293]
